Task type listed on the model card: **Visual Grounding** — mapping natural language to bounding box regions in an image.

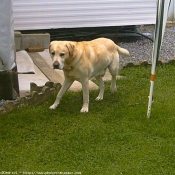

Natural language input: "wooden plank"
[28,52,64,84]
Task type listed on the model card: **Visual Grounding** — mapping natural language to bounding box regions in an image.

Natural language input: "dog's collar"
[63,66,73,70]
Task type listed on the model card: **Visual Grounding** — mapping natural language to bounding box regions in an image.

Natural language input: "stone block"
[21,33,50,50]
[14,31,21,51]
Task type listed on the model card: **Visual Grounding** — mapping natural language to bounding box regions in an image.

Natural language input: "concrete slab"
[102,70,122,82]
[18,65,49,97]
[16,50,35,74]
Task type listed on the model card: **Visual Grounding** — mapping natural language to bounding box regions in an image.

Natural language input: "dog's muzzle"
[53,61,60,69]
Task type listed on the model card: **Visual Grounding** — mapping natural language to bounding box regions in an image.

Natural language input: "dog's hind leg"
[95,75,105,101]
[108,56,119,93]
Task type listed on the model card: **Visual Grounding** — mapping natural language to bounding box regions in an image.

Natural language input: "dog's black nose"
[53,61,60,69]
[53,65,59,69]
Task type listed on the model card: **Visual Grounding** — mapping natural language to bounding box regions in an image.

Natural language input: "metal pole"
[147,0,171,118]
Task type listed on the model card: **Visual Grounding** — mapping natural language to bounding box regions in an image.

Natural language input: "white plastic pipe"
[0,0,16,71]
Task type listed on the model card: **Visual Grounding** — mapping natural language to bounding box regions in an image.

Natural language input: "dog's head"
[49,41,76,70]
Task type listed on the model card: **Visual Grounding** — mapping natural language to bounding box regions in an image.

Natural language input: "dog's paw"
[49,104,58,110]
[95,96,103,101]
[110,86,117,93]
[80,107,89,113]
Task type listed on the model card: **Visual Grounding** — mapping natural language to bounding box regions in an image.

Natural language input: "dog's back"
[86,38,129,56]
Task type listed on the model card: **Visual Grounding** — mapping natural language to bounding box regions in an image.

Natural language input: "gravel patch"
[118,25,175,68]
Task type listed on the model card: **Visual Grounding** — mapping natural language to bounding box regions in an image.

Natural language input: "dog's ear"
[49,42,56,56]
[49,41,55,53]
[66,43,75,57]
[49,43,52,53]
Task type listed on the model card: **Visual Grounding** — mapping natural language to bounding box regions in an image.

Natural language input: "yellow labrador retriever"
[49,38,129,112]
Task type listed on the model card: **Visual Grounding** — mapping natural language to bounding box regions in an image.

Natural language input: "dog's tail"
[117,46,130,56]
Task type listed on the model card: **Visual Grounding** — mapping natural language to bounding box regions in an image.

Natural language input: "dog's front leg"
[49,78,74,110]
[80,79,89,113]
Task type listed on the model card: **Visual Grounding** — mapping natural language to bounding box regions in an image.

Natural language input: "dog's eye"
[51,51,55,56]
[60,53,65,57]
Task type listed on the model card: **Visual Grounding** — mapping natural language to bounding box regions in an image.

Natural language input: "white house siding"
[168,0,175,21]
[13,0,157,30]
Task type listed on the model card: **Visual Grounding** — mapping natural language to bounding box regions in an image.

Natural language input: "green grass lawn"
[1,64,175,175]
